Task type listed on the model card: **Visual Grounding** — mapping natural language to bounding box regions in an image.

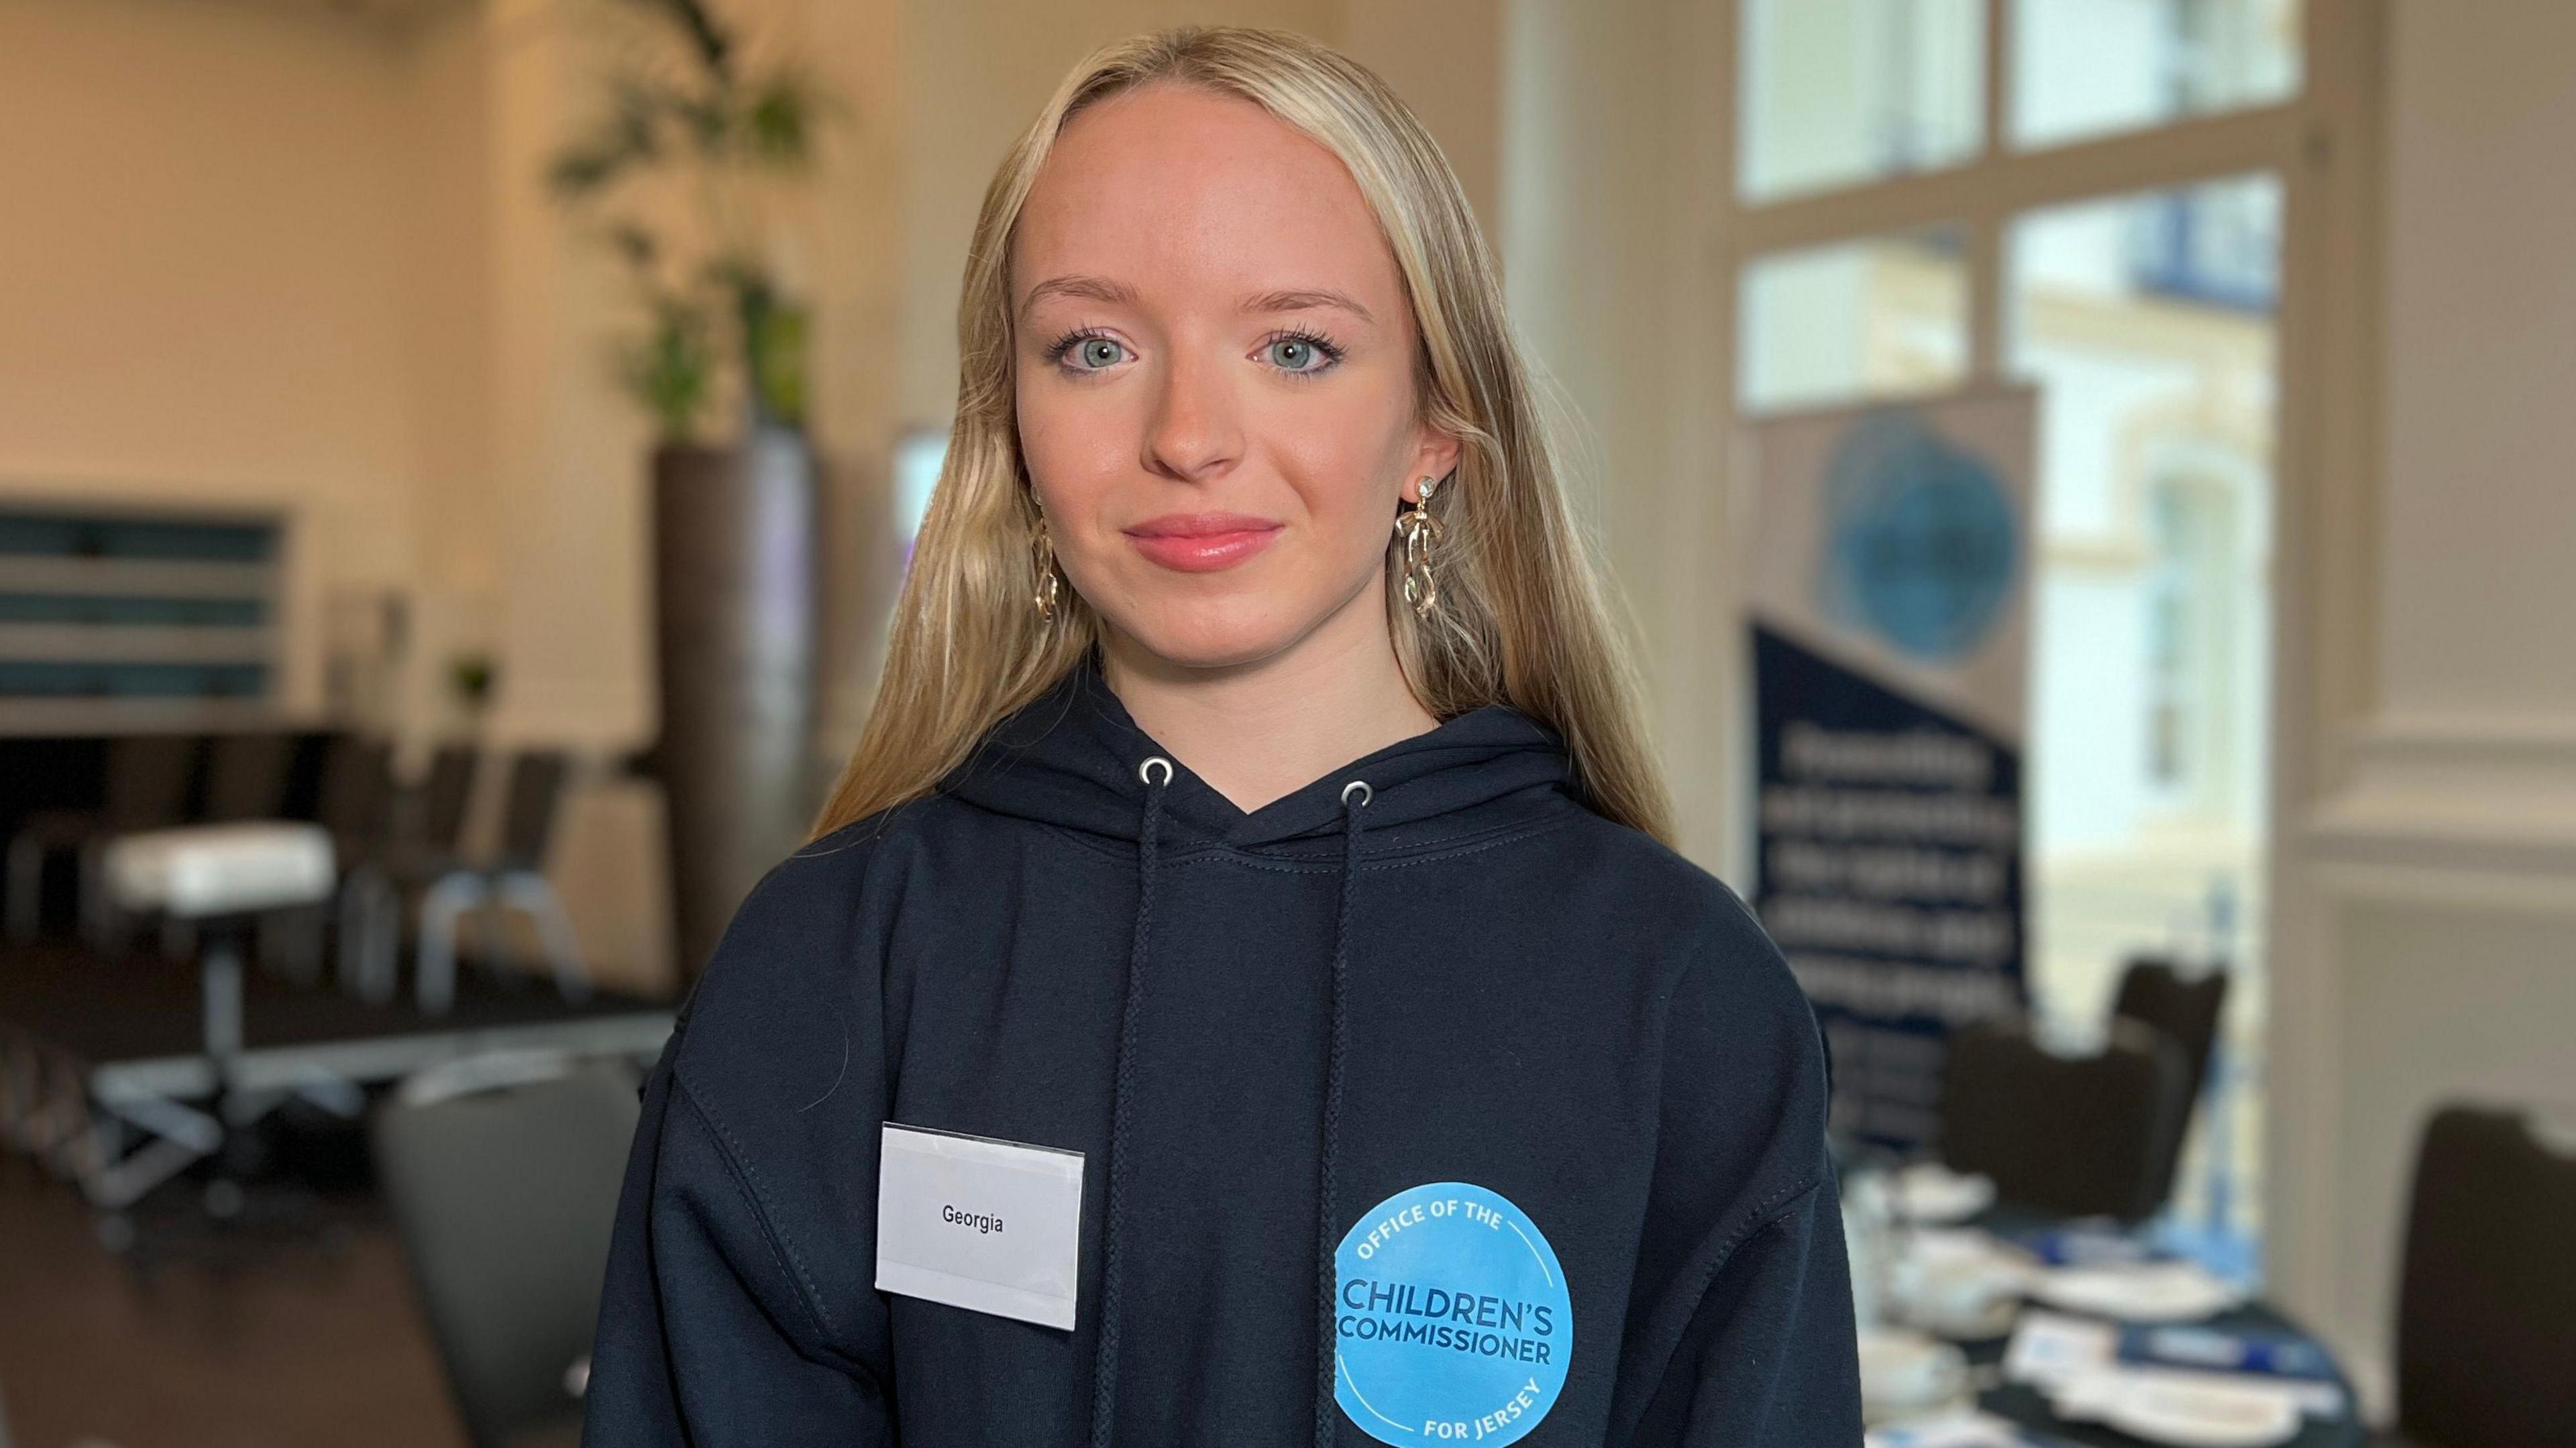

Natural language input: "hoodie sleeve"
[583,838,897,1445]
[1609,894,1865,1446]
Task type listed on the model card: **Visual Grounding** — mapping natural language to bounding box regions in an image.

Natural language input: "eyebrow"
[1017,275,1375,326]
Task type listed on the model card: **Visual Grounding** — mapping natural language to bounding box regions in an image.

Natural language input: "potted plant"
[547,0,842,981]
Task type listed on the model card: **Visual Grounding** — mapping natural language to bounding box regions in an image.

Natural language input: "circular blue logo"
[1818,410,2020,664]
[1334,1182,1572,1446]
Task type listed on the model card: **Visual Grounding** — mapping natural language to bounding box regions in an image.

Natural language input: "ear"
[1401,429,1465,505]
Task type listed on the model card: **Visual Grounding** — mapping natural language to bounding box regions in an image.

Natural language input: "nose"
[1140,343,1242,484]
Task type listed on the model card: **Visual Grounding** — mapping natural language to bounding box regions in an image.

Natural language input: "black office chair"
[342,740,481,1002]
[413,748,589,1014]
[4,732,200,944]
[372,1055,639,1448]
[411,740,482,867]
[2379,1104,2576,1448]
[2112,956,2231,1212]
[1935,1015,2192,1223]
[317,734,402,999]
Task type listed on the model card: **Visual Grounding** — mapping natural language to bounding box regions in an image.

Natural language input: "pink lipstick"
[1122,512,1283,573]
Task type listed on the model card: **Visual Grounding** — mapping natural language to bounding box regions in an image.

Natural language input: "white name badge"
[875,1122,1087,1331]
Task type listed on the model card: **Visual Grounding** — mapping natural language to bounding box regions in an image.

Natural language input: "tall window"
[1724,0,2316,1277]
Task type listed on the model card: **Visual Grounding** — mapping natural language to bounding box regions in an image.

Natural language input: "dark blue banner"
[1753,624,2026,1154]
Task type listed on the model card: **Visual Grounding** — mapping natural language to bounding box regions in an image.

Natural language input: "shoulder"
[663,799,946,1102]
[1539,809,1827,1113]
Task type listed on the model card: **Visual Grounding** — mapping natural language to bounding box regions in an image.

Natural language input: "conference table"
[1866,1194,2368,1447]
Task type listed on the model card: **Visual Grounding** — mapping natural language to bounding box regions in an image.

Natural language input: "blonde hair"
[810,23,1674,845]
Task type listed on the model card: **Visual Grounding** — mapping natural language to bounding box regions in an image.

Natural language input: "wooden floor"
[0,1151,467,1448]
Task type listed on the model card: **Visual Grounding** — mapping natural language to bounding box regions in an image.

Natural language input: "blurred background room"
[1,0,2570,1444]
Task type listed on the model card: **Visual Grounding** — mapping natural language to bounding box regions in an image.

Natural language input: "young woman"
[584,24,1860,1447]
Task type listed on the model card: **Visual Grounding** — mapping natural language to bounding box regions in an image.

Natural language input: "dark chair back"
[2112,957,2231,1211]
[372,1058,640,1448]
[201,732,298,822]
[1937,1016,2190,1223]
[316,734,397,856]
[495,750,572,873]
[2393,1105,2576,1448]
[415,742,480,854]
[101,733,201,829]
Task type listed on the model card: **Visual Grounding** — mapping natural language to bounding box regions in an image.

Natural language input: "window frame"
[1707,0,2387,1325]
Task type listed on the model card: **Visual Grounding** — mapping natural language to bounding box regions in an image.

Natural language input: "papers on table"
[2004,1309,2347,1445]
[2002,1309,2121,1389]
[2120,1323,2340,1380]
[2052,1366,2309,1446]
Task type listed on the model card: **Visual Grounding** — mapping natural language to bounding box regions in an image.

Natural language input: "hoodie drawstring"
[1089,754,1169,1448]
[1087,754,1371,1448]
[1313,776,1370,1447]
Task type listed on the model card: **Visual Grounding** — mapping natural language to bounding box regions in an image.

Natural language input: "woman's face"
[1010,81,1460,671]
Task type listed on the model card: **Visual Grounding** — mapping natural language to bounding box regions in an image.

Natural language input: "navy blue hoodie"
[584,652,1862,1445]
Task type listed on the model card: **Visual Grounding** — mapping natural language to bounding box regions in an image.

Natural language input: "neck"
[1097,582,1438,815]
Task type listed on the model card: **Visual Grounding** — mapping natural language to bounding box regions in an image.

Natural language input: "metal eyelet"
[1138,756,1173,786]
[1340,779,1372,807]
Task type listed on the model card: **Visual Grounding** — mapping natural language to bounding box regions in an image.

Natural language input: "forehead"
[1011,80,1405,315]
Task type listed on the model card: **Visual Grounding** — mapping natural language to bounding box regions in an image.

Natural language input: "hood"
[935,649,1587,1448]
[938,648,1580,854]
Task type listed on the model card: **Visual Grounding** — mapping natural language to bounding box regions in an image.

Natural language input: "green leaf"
[615,298,716,442]
[743,75,815,167]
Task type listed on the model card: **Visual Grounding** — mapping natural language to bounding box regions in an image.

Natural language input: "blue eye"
[1264,329,1346,377]
[1043,326,1343,378]
[1056,334,1127,371]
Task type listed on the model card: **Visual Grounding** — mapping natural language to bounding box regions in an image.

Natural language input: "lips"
[1122,512,1283,573]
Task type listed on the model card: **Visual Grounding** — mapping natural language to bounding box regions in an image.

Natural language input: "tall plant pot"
[650,427,820,983]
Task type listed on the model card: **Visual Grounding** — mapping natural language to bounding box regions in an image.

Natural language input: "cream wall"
[0,0,424,714]
[2269,0,2576,1410]
[0,0,676,985]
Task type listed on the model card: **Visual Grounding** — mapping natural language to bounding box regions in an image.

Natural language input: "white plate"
[2056,1368,2302,1447]
[2026,1261,2243,1323]
[1892,1163,1998,1224]
[1891,1237,2031,1341]
[1858,1327,1971,1425]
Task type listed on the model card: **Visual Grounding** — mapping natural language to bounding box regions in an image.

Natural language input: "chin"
[1098,595,1317,673]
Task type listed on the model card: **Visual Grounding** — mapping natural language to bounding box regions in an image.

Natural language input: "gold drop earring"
[1031,508,1063,623]
[1395,474,1445,618]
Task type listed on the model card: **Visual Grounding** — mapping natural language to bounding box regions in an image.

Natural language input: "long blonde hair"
[809,23,1674,845]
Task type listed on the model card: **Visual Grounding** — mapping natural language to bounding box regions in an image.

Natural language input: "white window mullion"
[1732,103,2298,258]
[1966,0,2010,380]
